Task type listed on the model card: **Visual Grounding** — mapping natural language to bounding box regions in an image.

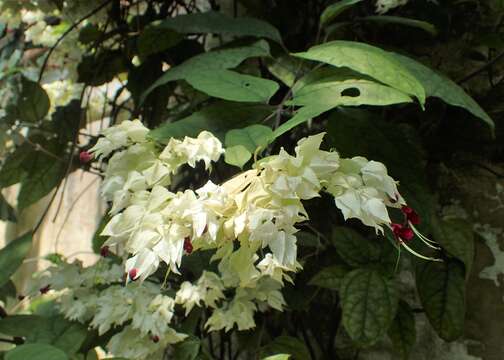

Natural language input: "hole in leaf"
[244,83,250,87]
[341,87,360,97]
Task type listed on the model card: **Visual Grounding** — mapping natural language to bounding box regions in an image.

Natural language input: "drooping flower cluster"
[30,121,436,359]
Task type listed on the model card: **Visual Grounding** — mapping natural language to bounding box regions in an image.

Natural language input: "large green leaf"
[416,259,465,341]
[151,11,282,43]
[141,40,271,102]
[0,142,34,187]
[308,264,349,290]
[18,78,50,123]
[0,315,86,354]
[390,52,494,129]
[289,73,412,107]
[294,40,425,104]
[359,16,438,36]
[17,155,66,210]
[149,102,274,143]
[387,300,416,359]
[293,41,426,104]
[224,145,252,168]
[432,218,475,273]
[320,0,363,26]
[0,232,32,288]
[331,226,381,267]
[137,25,182,57]
[260,336,310,360]
[340,269,398,345]
[185,69,279,103]
[5,344,67,360]
[0,193,16,222]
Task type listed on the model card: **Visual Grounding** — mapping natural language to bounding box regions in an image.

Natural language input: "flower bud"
[401,206,420,225]
[128,268,138,281]
[183,237,193,254]
[100,246,110,257]
[79,151,92,164]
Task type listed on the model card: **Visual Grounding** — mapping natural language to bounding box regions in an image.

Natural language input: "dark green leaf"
[0,193,16,222]
[432,218,474,273]
[77,50,127,86]
[308,265,349,290]
[153,11,282,43]
[78,24,102,45]
[149,102,274,143]
[5,344,67,360]
[359,16,438,36]
[0,142,33,187]
[331,226,381,267]
[185,69,279,103]
[0,280,16,302]
[340,269,398,345]
[18,77,50,123]
[172,336,200,360]
[260,336,310,360]
[293,41,426,104]
[390,53,494,129]
[387,300,416,359]
[416,259,465,341]
[320,0,363,26]
[141,40,270,102]
[137,25,182,57]
[0,232,32,288]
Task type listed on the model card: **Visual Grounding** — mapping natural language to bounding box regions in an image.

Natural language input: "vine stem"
[37,0,113,82]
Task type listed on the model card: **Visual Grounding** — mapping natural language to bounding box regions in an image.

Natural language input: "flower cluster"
[30,121,436,359]
[375,0,409,14]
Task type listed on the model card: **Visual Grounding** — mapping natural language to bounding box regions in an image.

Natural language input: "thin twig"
[38,0,113,82]
[458,50,504,84]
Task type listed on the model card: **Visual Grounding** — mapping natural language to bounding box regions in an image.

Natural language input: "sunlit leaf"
[0,232,32,288]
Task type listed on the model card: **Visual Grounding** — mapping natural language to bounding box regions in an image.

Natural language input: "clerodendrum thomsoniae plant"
[32,119,439,359]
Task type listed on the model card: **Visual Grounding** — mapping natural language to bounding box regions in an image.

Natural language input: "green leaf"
[262,355,290,360]
[265,55,308,87]
[331,226,381,267]
[18,77,50,123]
[141,40,271,102]
[289,70,412,108]
[390,52,494,129]
[359,16,438,36]
[137,25,182,57]
[77,50,127,86]
[0,193,16,222]
[5,344,67,360]
[0,142,33,187]
[78,24,101,45]
[153,11,282,43]
[225,124,273,152]
[149,102,274,143]
[172,336,200,360]
[387,300,416,359]
[186,69,279,103]
[293,41,426,104]
[17,156,66,210]
[0,280,16,302]
[260,336,310,360]
[308,264,349,290]
[224,145,252,168]
[270,103,334,141]
[320,0,363,26]
[432,218,474,273]
[0,233,32,288]
[340,269,398,345]
[416,259,465,341]
[0,315,86,354]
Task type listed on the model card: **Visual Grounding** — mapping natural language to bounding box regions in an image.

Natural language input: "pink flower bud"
[128,268,138,281]
[401,206,420,225]
[79,151,92,164]
[183,237,193,254]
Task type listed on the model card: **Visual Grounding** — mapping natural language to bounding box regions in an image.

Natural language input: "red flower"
[401,206,420,225]
[100,246,110,257]
[128,268,138,281]
[392,223,414,242]
[184,237,193,254]
[79,151,92,164]
[39,285,51,294]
